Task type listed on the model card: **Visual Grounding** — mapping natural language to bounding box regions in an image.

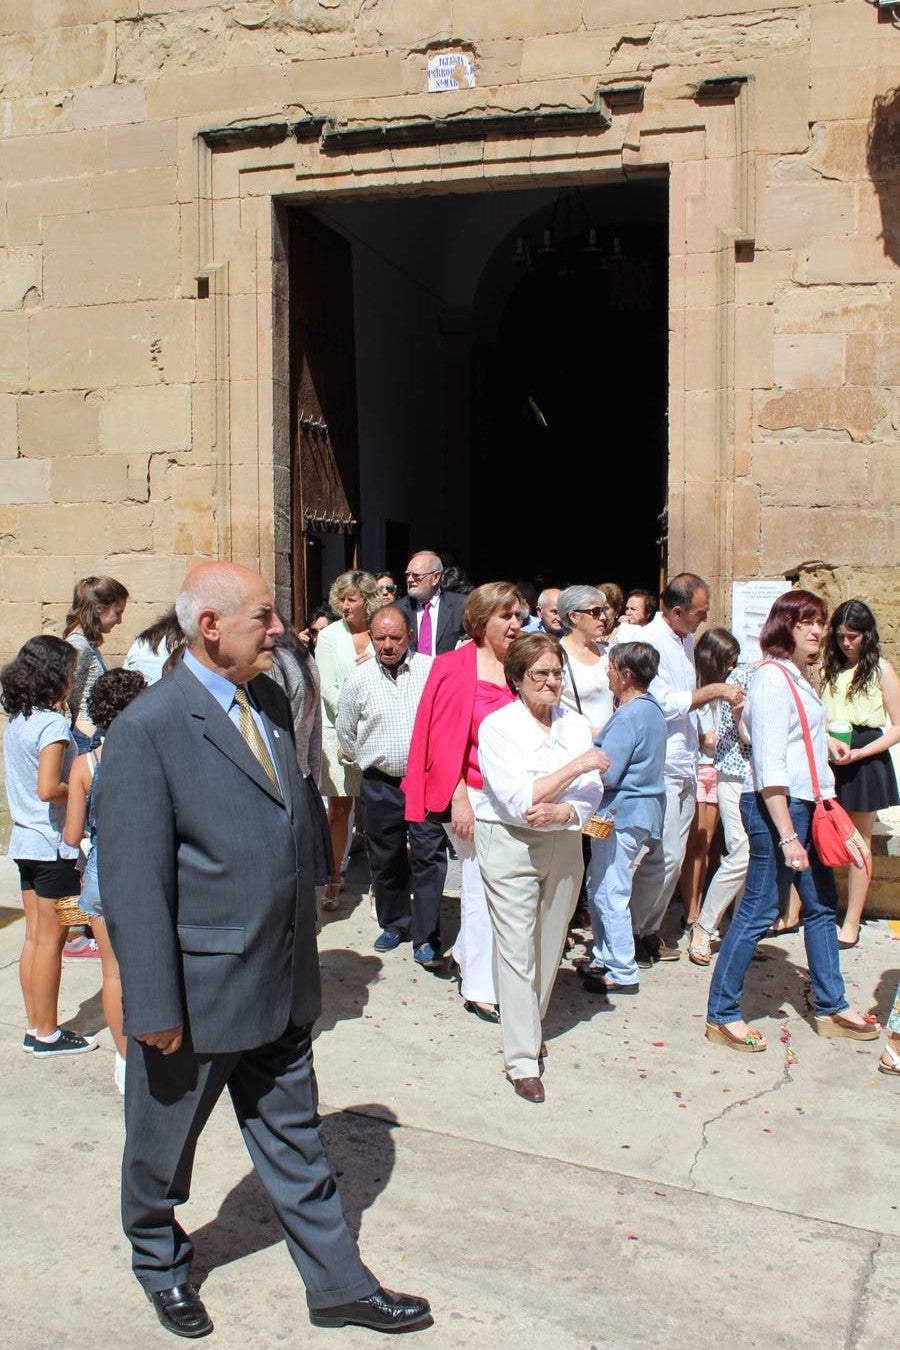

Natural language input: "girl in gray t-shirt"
[1,635,96,1057]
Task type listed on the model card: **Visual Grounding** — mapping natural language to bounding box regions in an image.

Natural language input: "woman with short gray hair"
[558,585,614,737]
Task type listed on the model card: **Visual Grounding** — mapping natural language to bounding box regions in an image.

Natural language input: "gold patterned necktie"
[233,687,281,794]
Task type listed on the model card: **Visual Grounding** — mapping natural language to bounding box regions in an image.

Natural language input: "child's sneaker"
[63,936,100,959]
[33,1029,97,1057]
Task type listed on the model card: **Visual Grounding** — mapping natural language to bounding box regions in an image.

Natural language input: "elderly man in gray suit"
[97,561,430,1340]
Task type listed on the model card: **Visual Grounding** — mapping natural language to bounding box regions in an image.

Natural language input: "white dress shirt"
[476,700,603,829]
[744,659,835,801]
[638,612,698,782]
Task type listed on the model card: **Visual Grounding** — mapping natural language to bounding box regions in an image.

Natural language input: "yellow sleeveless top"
[821,665,885,729]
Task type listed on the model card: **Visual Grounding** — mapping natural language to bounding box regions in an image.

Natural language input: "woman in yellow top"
[822,600,900,947]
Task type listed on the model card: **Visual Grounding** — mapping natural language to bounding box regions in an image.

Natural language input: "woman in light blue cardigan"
[582,643,667,993]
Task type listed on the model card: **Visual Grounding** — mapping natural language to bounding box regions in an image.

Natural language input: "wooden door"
[289,211,360,621]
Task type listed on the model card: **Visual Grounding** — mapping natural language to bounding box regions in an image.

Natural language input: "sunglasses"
[574,607,605,620]
[379,584,397,593]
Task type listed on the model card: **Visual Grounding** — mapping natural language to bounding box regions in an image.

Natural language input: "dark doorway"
[292,177,668,597]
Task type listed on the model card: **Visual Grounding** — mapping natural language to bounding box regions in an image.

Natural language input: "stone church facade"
[0,1,897,655]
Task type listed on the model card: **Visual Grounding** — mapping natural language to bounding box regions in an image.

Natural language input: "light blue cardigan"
[594,693,667,839]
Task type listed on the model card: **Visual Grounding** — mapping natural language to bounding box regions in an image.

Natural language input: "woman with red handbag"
[705,591,880,1052]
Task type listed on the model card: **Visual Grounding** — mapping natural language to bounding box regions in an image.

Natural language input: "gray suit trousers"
[123,1021,377,1308]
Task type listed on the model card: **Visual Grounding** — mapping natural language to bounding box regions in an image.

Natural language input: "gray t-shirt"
[4,709,79,861]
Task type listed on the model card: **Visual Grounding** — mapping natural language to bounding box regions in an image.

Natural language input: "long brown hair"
[63,575,129,645]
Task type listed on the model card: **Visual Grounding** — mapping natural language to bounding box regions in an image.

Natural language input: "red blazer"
[402,642,478,821]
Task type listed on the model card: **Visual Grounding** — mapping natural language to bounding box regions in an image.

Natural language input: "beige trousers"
[475,821,583,1080]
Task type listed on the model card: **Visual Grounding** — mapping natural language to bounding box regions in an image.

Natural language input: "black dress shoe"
[463,1000,501,1024]
[310,1285,432,1332]
[146,1284,213,1339]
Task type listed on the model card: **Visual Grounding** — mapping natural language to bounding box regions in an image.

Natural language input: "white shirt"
[476,700,603,830]
[744,659,835,801]
[560,643,614,733]
[637,612,698,782]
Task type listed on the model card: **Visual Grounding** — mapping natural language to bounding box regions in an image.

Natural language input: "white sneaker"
[114,1051,126,1095]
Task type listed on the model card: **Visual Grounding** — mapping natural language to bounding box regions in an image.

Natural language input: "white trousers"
[447,789,497,1004]
[475,821,583,1079]
[629,776,695,937]
[697,775,749,933]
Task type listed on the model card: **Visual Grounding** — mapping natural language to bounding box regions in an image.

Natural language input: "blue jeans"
[707,792,847,1024]
[587,826,661,984]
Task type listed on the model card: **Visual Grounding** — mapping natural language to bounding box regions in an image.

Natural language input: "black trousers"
[122,1021,377,1308]
[360,769,447,947]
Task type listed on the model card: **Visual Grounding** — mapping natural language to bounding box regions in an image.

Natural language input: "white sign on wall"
[427,51,476,93]
[731,580,788,662]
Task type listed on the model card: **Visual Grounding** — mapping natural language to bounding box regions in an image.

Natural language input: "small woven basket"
[53,895,92,929]
[581,814,615,840]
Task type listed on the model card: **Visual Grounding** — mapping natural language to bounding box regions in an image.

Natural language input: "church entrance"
[288,177,668,615]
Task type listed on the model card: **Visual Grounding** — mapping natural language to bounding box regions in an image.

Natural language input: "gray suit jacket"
[96,658,321,1054]
[399,590,467,655]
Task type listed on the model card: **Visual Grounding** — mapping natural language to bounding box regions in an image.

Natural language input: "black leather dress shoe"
[309,1285,432,1332]
[146,1284,213,1339]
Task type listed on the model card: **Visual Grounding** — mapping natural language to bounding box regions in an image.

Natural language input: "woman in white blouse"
[475,634,606,1102]
[705,591,880,1052]
[557,584,614,735]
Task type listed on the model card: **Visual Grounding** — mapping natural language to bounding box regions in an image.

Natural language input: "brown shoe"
[643,932,681,962]
[507,1074,545,1103]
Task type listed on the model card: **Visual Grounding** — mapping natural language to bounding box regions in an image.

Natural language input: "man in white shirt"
[398,551,467,655]
[336,606,448,969]
[626,573,743,965]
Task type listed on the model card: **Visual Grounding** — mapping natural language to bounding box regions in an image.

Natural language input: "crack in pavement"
[844,1231,883,1349]
[687,1043,796,1188]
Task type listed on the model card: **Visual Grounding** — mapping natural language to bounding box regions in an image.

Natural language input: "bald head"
[176,562,283,682]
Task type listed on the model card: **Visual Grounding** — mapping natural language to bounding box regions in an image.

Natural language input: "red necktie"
[419,600,433,655]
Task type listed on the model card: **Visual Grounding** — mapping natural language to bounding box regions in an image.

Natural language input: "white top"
[743,659,835,801]
[336,652,432,777]
[696,703,716,767]
[634,612,698,782]
[559,644,614,733]
[476,700,603,830]
[124,637,169,686]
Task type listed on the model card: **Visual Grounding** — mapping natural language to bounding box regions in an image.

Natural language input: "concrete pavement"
[1,854,897,1350]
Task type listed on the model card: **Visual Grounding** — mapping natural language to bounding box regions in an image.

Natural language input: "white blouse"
[559,643,614,733]
[476,700,603,830]
[743,659,835,801]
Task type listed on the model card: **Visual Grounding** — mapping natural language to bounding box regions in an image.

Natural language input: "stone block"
[799,236,897,285]
[0,504,21,553]
[105,119,178,170]
[18,391,101,458]
[102,384,191,456]
[357,0,451,48]
[50,453,146,504]
[90,167,178,214]
[733,389,753,477]
[454,0,581,41]
[29,301,195,391]
[735,305,775,391]
[471,38,525,87]
[866,446,900,506]
[0,247,40,310]
[0,312,27,393]
[0,602,43,659]
[775,282,896,335]
[520,31,621,82]
[810,0,899,71]
[5,177,91,247]
[751,53,810,155]
[772,333,844,390]
[756,388,891,440]
[734,250,792,307]
[846,332,900,388]
[763,183,856,251]
[73,81,146,128]
[0,395,16,459]
[810,64,884,122]
[32,2,140,23]
[683,306,718,394]
[97,551,192,604]
[759,505,894,573]
[0,25,115,98]
[583,0,679,20]
[1,93,74,137]
[0,457,49,504]
[751,441,869,506]
[0,128,106,183]
[99,501,156,553]
[43,206,180,306]
[806,119,871,184]
[731,479,762,578]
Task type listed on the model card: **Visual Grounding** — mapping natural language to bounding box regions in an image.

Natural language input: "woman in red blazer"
[404,582,524,1020]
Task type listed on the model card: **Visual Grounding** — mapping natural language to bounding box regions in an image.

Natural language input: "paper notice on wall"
[427,51,476,92]
[731,580,788,662]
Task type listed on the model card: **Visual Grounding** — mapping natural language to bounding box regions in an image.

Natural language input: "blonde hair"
[463,581,524,643]
[328,570,380,620]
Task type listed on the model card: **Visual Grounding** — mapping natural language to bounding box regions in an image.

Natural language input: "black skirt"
[833,726,899,813]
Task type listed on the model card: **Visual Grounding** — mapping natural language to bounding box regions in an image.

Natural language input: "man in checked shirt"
[336,605,449,970]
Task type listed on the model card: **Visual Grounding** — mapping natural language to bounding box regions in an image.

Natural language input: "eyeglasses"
[574,607,605,620]
[405,571,438,583]
[379,584,397,593]
[525,668,564,685]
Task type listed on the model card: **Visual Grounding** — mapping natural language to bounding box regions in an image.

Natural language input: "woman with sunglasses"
[375,573,398,606]
[557,585,615,737]
[475,634,606,1101]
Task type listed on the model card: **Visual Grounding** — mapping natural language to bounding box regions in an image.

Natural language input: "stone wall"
[1,3,898,863]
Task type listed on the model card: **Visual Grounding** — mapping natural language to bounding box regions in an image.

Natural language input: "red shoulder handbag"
[763,663,870,875]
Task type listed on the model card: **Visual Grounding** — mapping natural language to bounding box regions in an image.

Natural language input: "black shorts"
[15,856,82,900]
